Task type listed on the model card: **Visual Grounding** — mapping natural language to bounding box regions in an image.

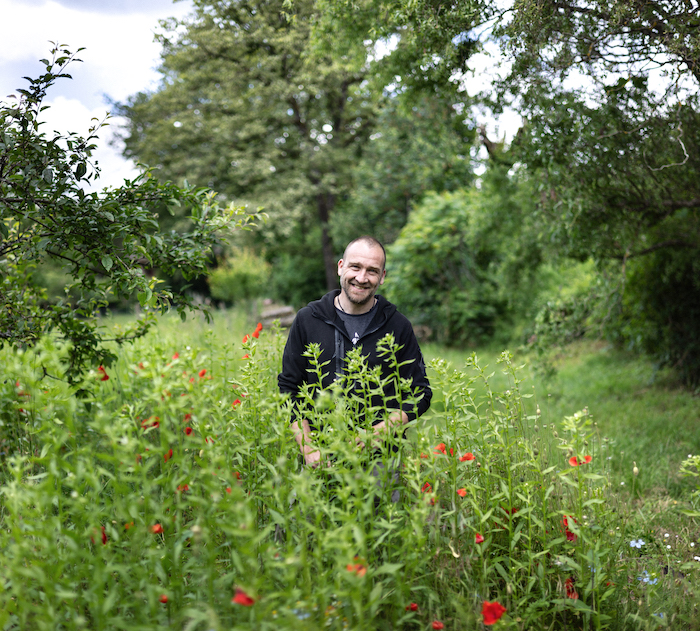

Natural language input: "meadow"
[1,308,699,630]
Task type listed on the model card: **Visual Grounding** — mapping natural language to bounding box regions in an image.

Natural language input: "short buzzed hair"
[342,236,386,271]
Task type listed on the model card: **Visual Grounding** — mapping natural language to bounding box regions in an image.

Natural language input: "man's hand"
[292,419,329,468]
[356,410,409,450]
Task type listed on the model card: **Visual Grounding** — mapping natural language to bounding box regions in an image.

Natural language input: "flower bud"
[553,431,558,438]
[633,462,639,477]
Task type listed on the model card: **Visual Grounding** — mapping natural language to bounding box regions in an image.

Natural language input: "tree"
[0,46,258,382]
[118,0,379,295]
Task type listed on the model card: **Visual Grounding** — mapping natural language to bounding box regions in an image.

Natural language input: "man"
[278,236,432,468]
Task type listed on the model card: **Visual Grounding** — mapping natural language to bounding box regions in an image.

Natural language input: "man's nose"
[355,268,368,283]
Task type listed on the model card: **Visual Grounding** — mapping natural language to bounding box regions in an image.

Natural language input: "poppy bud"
[633,462,639,476]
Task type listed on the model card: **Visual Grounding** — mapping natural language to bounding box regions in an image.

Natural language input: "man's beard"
[341,277,374,305]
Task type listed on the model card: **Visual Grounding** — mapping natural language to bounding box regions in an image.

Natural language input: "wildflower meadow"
[1,312,699,630]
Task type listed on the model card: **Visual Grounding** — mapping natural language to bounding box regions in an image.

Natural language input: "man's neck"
[336,291,375,315]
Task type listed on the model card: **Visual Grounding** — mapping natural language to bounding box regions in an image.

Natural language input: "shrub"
[208,248,271,305]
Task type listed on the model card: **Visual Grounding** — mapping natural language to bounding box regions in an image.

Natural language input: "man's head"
[337,236,386,308]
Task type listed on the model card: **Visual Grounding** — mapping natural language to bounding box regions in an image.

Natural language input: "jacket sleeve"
[278,312,310,422]
[396,320,432,421]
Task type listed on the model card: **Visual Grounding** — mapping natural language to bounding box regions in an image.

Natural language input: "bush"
[208,249,271,305]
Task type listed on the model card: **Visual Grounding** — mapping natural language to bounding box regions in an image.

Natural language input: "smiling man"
[278,235,432,469]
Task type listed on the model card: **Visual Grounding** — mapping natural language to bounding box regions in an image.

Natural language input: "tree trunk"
[317,192,338,291]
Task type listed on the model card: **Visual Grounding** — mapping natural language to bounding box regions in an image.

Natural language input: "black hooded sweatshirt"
[278,290,432,429]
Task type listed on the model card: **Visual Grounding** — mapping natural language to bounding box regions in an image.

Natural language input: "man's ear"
[337,259,344,276]
[379,269,386,285]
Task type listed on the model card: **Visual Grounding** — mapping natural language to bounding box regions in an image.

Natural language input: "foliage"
[384,164,543,346]
[208,248,271,305]
[118,0,382,294]
[0,46,261,382]
[331,94,476,246]
[1,321,699,629]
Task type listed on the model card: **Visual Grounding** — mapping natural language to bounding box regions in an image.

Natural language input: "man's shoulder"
[295,291,337,323]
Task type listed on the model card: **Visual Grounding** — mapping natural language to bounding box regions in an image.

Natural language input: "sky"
[0,0,193,189]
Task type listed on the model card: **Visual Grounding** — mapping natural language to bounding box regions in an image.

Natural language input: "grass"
[1,307,699,629]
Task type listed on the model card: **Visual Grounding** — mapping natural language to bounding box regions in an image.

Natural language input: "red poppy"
[177,484,189,493]
[185,427,193,436]
[565,577,579,599]
[198,369,207,378]
[124,521,134,530]
[136,454,142,464]
[97,366,109,381]
[459,452,475,462]
[164,448,173,463]
[101,525,107,545]
[151,524,163,534]
[421,482,432,493]
[232,587,255,606]
[233,471,241,480]
[242,334,250,343]
[562,515,577,542]
[138,362,145,369]
[252,330,260,339]
[232,398,241,407]
[226,486,232,494]
[457,488,467,497]
[475,533,485,544]
[184,413,192,422]
[405,603,418,611]
[420,453,429,459]
[482,600,506,625]
[432,622,444,630]
[242,354,250,360]
[346,563,367,577]
[159,594,168,604]
[172,352,179,360]
[568,455,592,467]
[434,443,447,455]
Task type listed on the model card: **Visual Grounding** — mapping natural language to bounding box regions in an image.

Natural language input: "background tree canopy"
[114,0,700,385]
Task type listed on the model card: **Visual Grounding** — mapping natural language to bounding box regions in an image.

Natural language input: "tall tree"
[118,0,378,292]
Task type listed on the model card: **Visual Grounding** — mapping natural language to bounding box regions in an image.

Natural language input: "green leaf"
[101,255,113,271]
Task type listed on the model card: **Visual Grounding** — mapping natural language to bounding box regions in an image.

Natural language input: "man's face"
[337,241,386,306]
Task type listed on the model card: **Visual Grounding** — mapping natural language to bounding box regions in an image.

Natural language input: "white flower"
[664,533,669,538]
[691,542,695,548]
[694,556,700,562]
[666,545,671,549]
[630,539,645,548]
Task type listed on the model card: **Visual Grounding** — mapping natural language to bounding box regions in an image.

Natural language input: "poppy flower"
[565,577,579,599]
[475,533,485,544]
[177,484,189,493]
[184,413,192,422]
[242,334,250,343]
[421,482,432,493]
[164,448,173,463]
[482,600,506,625]
[432,622,444,630]
[124,521,134,530]
[346,563,367,577]
[136,454,142,464]
[568,455,592,467]
[434,443,447,455]
[242,354,250,360]
[252,323,263,339]
[457,488,467,497]
[150,523,163,534]
[101,525,107,545]
[226,487,232,494]
[459,452,475,462]
[159,594,168,604]
[97,366,109,381]
[420,453,429,459]
[405,603,418,612]
[185,427,193,436]
[138,362,145,369]
[232,398,241,408]
[233,471,241,480]
[172,352,179,360]
[562,516,577,542]
[198,369,207,378]
[232,587,255,606]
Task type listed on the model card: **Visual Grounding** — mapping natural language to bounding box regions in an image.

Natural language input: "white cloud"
[1,0,192,189]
